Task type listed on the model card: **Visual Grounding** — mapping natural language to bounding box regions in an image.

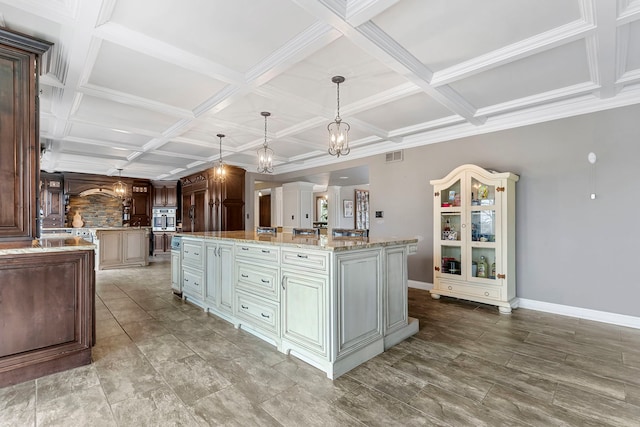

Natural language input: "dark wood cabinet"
[130,181,150,226]
[40,172,65,228]
[0,249,94,387]
[0,29,51,241]
[152,181,178,207]
[181,166,245,233]
[153,231,174,255]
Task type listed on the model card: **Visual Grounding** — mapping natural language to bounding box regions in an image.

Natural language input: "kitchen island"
[174,230,419,379]
[93,227,150,270]
[0,237,95,387]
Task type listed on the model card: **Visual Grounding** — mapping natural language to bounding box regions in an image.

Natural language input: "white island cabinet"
[173,231,418,379]
[94,227,150,270]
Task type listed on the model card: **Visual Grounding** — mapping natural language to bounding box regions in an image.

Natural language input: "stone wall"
[67,193,123,227]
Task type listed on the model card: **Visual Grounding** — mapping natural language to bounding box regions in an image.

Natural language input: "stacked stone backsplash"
[67,194,123,227]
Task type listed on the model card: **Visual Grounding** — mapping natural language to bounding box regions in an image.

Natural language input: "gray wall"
[369,104,640,317]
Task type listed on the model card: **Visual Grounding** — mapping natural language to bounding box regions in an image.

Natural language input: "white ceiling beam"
[432,19,596,86]
[587,0,619,98]
[345,0,400,27]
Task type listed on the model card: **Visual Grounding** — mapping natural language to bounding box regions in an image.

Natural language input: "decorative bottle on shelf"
[491,260,496,279]
[477,256,488,278]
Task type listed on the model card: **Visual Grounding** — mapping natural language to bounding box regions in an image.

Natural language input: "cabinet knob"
[448,285,452,290]
[484,292,490,296]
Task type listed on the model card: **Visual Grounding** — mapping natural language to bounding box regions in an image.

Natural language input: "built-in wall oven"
[152,207,177,232]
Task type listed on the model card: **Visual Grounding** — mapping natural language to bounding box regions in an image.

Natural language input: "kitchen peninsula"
[173,230,418,379]
[0,237,95,387]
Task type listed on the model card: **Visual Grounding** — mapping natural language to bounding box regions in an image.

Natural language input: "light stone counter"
[0,236,95,255]
[177,230,418,252]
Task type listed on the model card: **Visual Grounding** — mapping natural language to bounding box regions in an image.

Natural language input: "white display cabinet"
[430,164,519,313]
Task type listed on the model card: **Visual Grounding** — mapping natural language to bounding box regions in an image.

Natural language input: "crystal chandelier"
[257,111,274,174]
[327,75,350,157]
[113,168,128,199]
[213,133,227,183]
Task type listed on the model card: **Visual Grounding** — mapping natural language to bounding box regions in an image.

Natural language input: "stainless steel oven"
[152,208,176,231]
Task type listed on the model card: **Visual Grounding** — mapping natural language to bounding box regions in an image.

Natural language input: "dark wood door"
[259,194,271,227]
[182,192,193,232]
[193,190,207,232]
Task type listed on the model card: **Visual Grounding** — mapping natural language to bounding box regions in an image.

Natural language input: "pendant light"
[213,133,227,183]
[113,168,128,199]
[327,75,350,157]
[257,111,274,174]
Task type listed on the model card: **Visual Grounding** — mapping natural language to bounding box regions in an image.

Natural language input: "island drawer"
[281,249,329,272]
[235,243,280,263]
[235,261,279,301]
[182,239,204,267]
[234,290,279,335]
[182,265,204,297]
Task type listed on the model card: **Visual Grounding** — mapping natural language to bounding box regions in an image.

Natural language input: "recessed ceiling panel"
[353,92,452,131]
[89,41,227,109]
[109,0,315,73]
[267,37,407,108]
[73,95,180,133]
[0,3,61,46]
[625,21,640,73]
[209,93,313,129]
[68,123,151,147]
[373,0,582,71]
[449,40,591,108]
[57,140,136,159]
[160,141,218,158]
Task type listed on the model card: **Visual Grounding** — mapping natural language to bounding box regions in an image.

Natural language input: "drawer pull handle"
[241,274,249,278]
[184,278,189,282]
[194,252,199,256]
[184,250,189,254]
[261,313,270,318]
[241,247,249,251]
[297,254,308,259]
[262,249,270,254]
[484,292,490,296]
[448,285,452,290]
[261,279,270,283]
[241,304,248,309]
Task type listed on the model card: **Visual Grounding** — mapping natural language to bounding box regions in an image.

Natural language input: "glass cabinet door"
[439,179,461,207]
[440,212,461,242]
[440,245,462,276]
[470,177,495,207]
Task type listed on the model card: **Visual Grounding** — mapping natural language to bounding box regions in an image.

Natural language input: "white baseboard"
[408,281,640,330]
[408,280,432,291]
[517,298,640,330]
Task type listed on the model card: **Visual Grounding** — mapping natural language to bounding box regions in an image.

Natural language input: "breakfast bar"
[173,231,419,379]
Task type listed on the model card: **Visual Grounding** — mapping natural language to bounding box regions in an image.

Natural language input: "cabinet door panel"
[282,271,327,356]
[99,231,122,266]
[218,243,234,312]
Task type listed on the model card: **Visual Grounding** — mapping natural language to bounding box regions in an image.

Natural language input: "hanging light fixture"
[328,75,350,157]
[113,168,128,199]
[213,133,227,183]
[257,111,274,174]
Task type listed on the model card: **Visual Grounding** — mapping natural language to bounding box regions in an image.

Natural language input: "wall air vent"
[385,150,403,163]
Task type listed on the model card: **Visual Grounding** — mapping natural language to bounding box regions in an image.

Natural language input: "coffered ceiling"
[2,0,639,182]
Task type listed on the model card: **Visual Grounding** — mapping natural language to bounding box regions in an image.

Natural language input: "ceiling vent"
[385,150,403,163]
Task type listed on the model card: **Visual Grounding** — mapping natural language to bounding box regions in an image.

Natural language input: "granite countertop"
[0,236,95,256]
[176,230,418,252]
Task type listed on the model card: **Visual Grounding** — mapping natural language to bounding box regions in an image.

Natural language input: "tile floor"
[2,258,640,426]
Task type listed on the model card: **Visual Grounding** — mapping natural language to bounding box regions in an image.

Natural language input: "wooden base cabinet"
[430,164,519,313]
[153,232,174,255]
[95,228,150,270]
[0,249,94,387]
